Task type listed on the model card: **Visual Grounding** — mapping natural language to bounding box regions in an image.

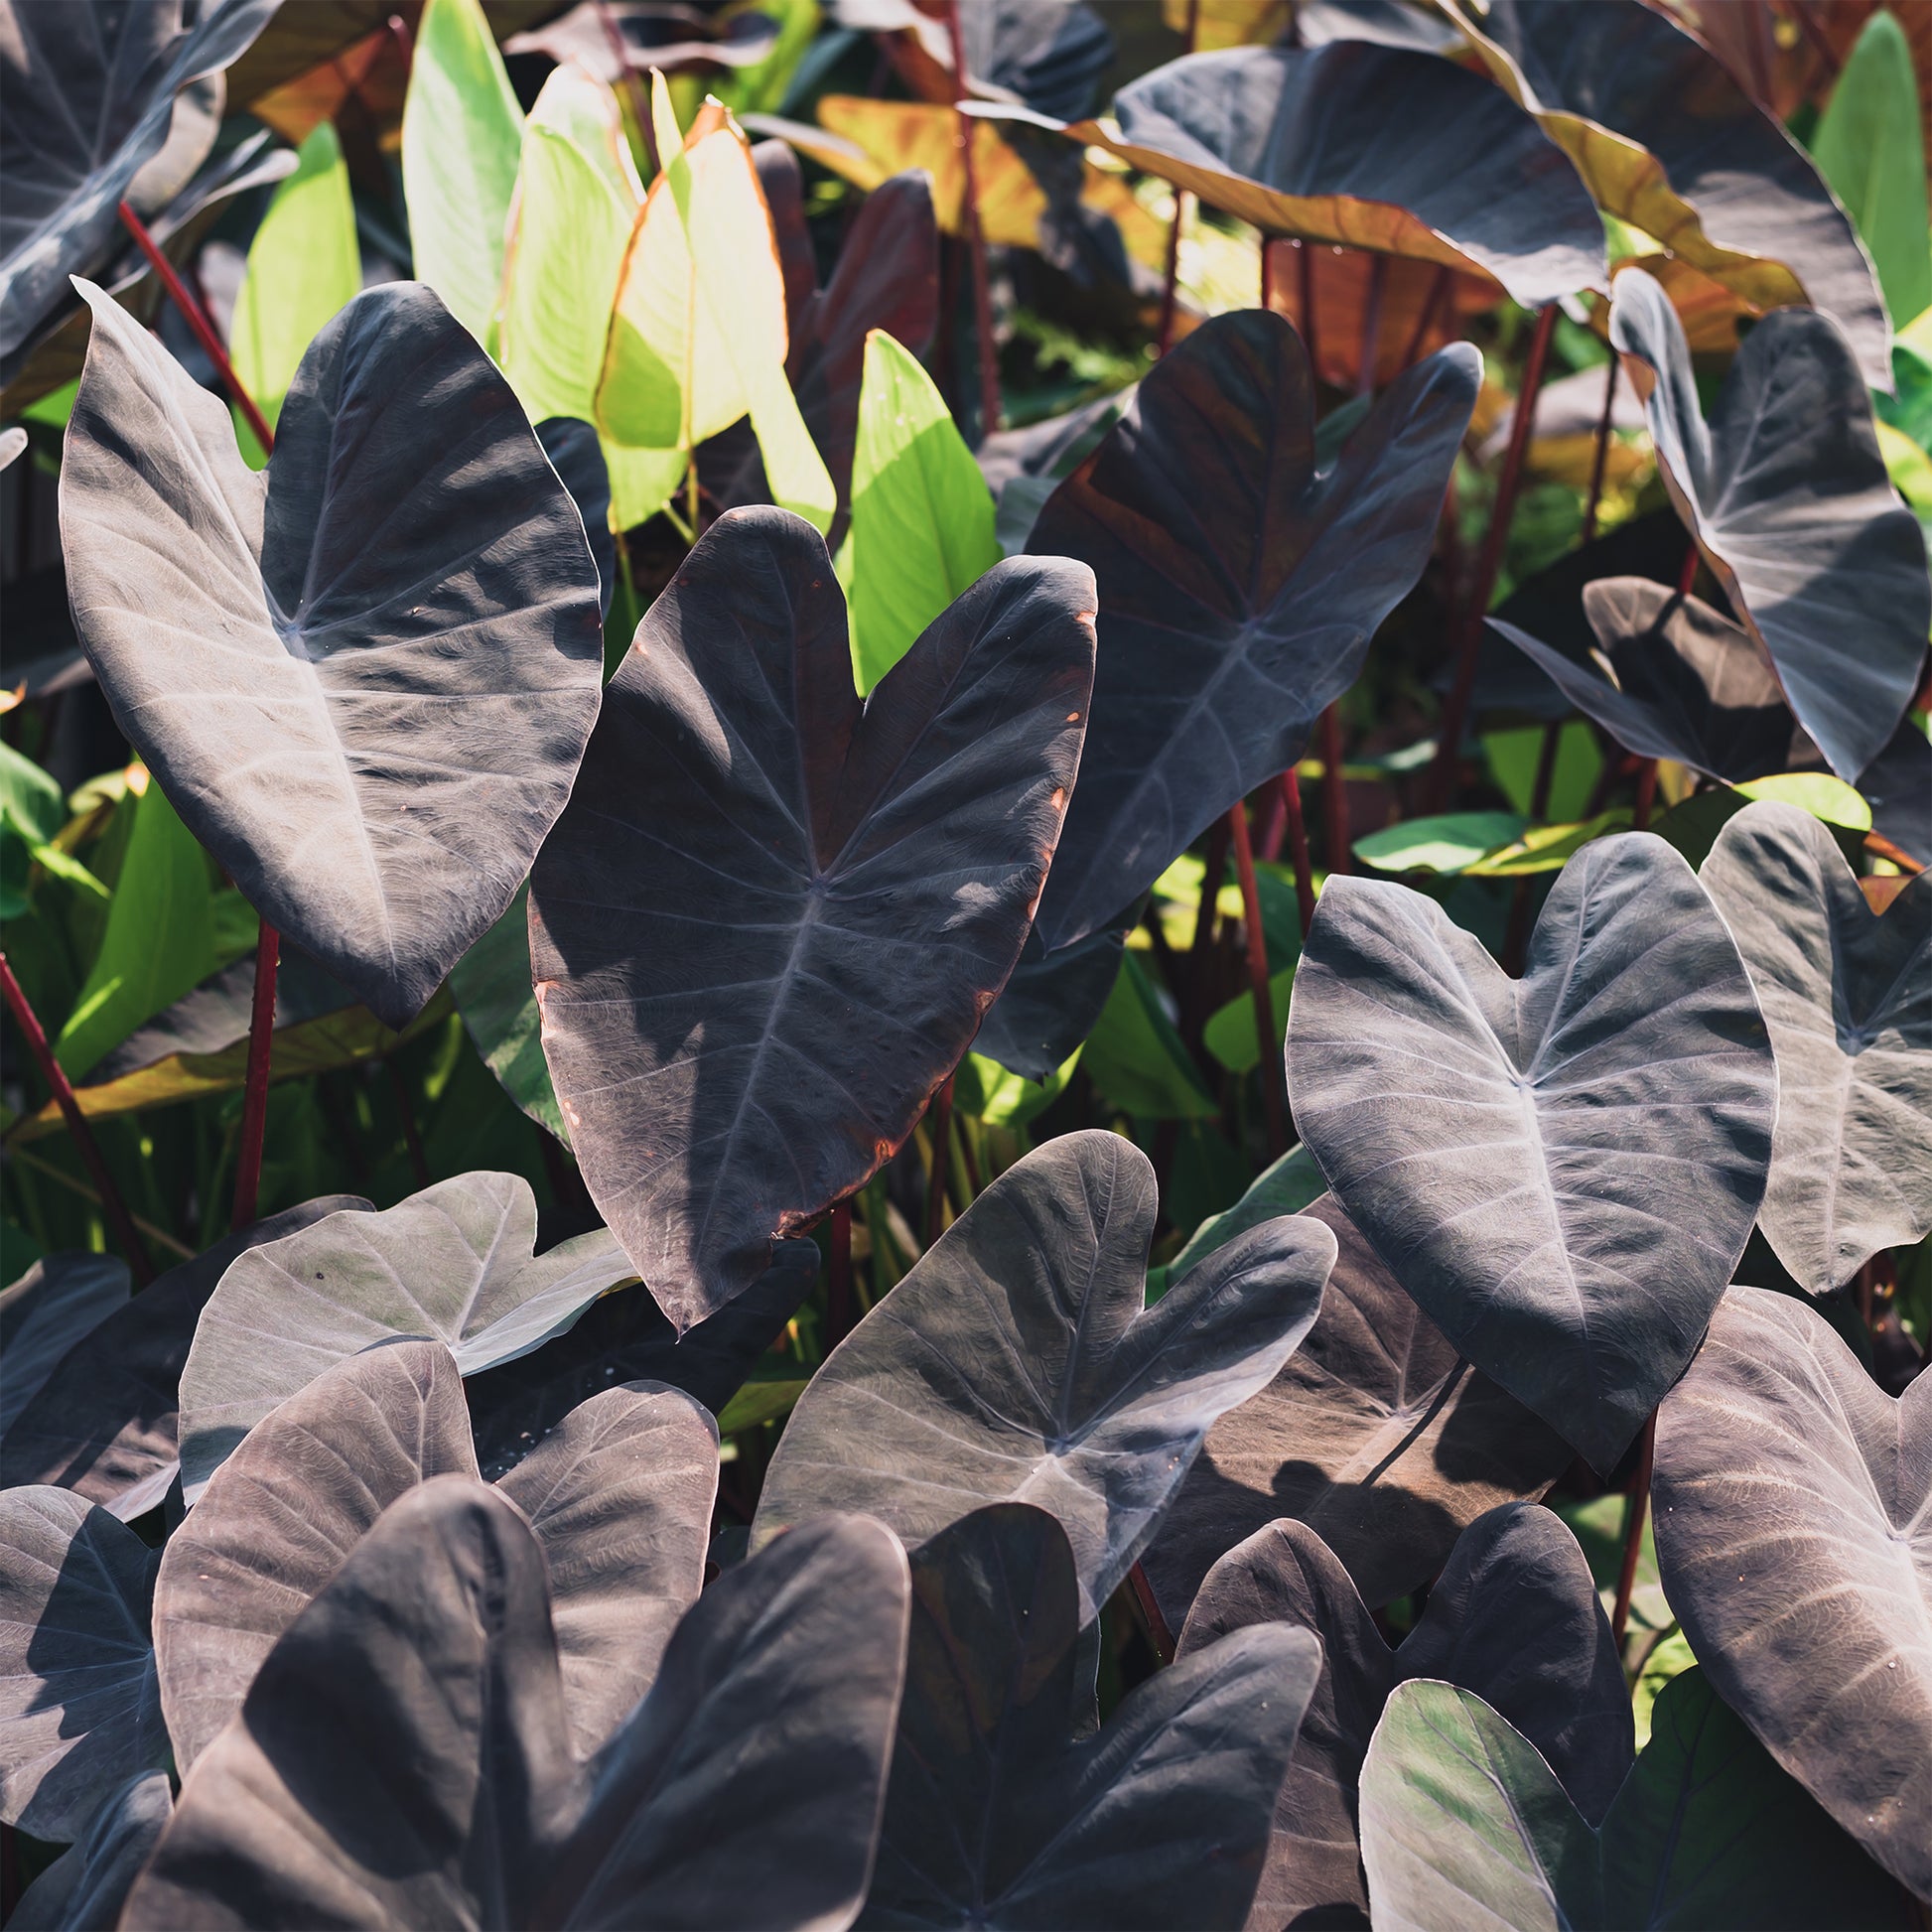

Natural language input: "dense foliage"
[1,0,1929,1927]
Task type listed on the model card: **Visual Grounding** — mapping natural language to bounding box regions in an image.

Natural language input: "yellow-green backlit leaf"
[845,329,1001,692]
[402,0,526,347]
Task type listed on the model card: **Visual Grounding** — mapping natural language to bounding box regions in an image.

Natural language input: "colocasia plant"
[1,1,1930,1928]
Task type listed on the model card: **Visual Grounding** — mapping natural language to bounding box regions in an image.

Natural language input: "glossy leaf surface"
[125,1484,910,1930]
[1029,310,1477,949]
[1653,1285,1932,1901]
[864,1503,1322,1930]
[177,1173,637,1497]
[1144,1193,1571,1625]
[61,281,606,1029]
[0,1197,367,1519]
[0,1489,165,1840]
[1177,1504,1630,1924]
[1490,579,1798,784]
[1609,268,1928,781]
[754,1131,1332,1619]
[1701,801,1931,1293]
[1286,834,1777,1469]
[529,507,1094,1329]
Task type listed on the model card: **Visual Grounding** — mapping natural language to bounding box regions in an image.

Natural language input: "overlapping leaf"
[754,1131,1332,1619]
[1701,801,1931,1293]
[177,1173,638,1497]
[1027,309,1477,950]
[124,1483,910,1930]
[863,1503,1322,1930]
[1177,1504,1630,1925]
[1653,1285,1932,1902]
[1144,1193,1572,1626]
[0,1197,365,1519]
[1446,0,1892,387]
[995,41,1604,304]
[0,1253,128,1438]
[1490,579,1801,783]
[529,506,1094,1329]
[1609,267,1928,781]
[1286,834,1778,1469]
[0,0,279,357]
[60,280,606,1029]
[1358,1669,1912,1928]
[8,1769,171,1932]
[0,1489,166,1840]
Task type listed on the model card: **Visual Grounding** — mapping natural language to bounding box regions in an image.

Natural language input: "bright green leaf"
[715,0,822,117]
[53,777,217,1080]
[1631,1627,1696,1752]
[951,1046,1079,1128]
[1466,809,1633,876]
[0,741,65,847]
[846,329,1002,692]
[1813,9,1932,332]
[229,121,359,439]
[1355,811,1528,875]
[1082,952,1217,1120]
[1483,721,1603,824]
[402,0,526,348]
[1736,770,1872,830]
[449,884,568,1145]
[1202,964,1297,1074]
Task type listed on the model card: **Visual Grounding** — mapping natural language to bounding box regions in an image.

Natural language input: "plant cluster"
[0,0,1929,1927]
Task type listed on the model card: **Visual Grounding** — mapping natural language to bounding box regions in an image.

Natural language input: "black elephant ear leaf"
[1286,833,1778,1471]
[863,1501,1322,1931]
[1175,1504,1630,1925]
[1016,42,1603,304]
[1357,1669,1914,1930]
[1,1252,129,1439]
[753,1130,1332,1620]
[1027,310,1477,950]
[537,418,616,623]
[1145,1191,1572,1627]
[60,279,606,1030]
[0,0,279,357]
[1488,578,1798,784]
[496,1380,718,1758]
[154,1339,482,1776]
[466,1240,819,1480]
[0,1488,167,1841]
[177,1173,638,1500]
[0,1195,369,1519]
[1449,0,1892,388]
[1701,802,1931,1294]
[1653,1284,1932,1903]
[8,1768,173,1932]
[1608,268,1927,782]
[529,506,1095,1330]
[125,1481,911,1930]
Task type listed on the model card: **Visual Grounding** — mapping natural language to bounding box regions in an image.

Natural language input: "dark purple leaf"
[0,1252,128,1439]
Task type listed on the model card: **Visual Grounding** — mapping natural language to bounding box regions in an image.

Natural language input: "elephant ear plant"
[7,5,1932,1927]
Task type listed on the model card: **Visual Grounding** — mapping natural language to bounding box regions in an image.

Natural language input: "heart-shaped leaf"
[158,1337,718,1773]
[0,1197,367,1519]
[1177,1503,1630,1925]
[1489,579,1800,784]
[0,1489,165,1840]
[8,1768,171,1932]
[125,1482,910,1930]
[529,505,1095,1329]
[1608,268,1928,782]
[60,279,606,1029]
[1026,310,1477,949]
[863,1502,1323,1931]
[178,1173,639,1498]
[1143,1193,1572,1626]
[1448,0,1892,388]
[1653,1284,1932,1901]
[1001,41,1603,305]
[753,1130,1332,1619]
[0,1253,128,1439]
[1358,1669,1913,1929]
[0,0,278,356]
[1285,833,1778,1470]
[1701,801,1931,1293]
[465,1240,819,1479]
